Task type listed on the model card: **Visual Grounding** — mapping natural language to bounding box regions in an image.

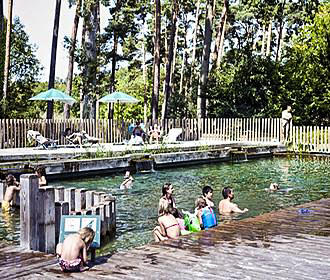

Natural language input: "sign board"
[59,215,101,248]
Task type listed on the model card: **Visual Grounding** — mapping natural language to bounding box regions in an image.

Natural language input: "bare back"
[4,185,20,203]
[219,199,237,214]
[60,234,87,263]
[158,214,180,239]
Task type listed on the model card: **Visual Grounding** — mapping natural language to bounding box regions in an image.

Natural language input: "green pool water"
[1,157,330,254]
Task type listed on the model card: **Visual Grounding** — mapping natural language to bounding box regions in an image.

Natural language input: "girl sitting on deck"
[56,227,95,272]
[153,200,181,242]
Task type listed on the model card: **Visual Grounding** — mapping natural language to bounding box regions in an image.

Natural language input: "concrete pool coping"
[0,140,286,179]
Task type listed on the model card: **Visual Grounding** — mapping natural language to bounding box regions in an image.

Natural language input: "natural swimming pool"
[1,157,330,254]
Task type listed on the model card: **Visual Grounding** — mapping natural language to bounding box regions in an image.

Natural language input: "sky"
[4,0,109,81]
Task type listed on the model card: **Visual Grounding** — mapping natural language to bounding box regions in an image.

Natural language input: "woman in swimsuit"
[158,182,177,215]
[153,199,181,242]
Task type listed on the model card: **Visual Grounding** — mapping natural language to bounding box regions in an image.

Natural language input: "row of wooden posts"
[0,118,330,153]
[0,174,116,254]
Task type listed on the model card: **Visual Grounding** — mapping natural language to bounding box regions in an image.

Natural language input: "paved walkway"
[1,198,329,279]
[0,140,284,162]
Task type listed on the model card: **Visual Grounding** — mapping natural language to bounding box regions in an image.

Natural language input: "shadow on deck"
[1,198,330,279]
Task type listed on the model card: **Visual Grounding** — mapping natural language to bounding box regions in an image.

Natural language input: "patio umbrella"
[98,91,139,104]
[29,88,76,106]
[98,91,139,120]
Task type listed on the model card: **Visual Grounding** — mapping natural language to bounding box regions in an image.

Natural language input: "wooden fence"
[291,125,330,153]
[0,118,285,149]
[1,118,329,153]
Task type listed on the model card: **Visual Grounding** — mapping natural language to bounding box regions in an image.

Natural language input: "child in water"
[195,197,208,228]
[35,166,47,187]
[2,174,20,212]
[202,185,214,207]
[153,199,181,242]
[120,171,134,189]
[56,227,95,272]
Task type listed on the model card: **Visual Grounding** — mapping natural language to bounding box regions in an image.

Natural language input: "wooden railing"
[291,126,330,153]
[0,118,284,149]
[1,118,329,153]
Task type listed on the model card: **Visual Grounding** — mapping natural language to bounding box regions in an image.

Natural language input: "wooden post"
[38,187,56,253]
[54,186,65,202]
[86,191,94,209]
[0,180,6,204]
[75,188,86,211]
[93,192,105,206]
[20,174,39,251]
[99,204,107,236]
[55,201,69,245]
[64,188,75,212]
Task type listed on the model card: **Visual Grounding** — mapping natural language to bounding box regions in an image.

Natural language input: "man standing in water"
[281,105,292,142]
[218,187,248,214]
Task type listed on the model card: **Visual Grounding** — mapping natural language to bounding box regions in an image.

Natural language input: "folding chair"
[81,131,100,146]
[63,128,82,148]
[27,130,58,149]
[163,128,183,143]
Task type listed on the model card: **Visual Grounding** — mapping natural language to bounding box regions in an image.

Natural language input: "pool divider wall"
[18,174,116,254]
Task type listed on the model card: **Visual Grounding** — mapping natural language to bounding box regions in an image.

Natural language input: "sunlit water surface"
[1,157,330,255]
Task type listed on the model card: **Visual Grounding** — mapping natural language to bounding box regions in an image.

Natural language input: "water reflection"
[1,157,330,254]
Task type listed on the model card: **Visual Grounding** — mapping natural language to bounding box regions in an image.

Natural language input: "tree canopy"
[0,0,329,125]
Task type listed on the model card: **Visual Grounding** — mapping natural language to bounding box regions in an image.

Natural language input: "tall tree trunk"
[108,0,122,120]
[179,26,188,99]
[0,0,3,34]
[2,0,13,114]
[142,33,147,124]
[151,0,161,122]
[108,33,118,120]
[162,0,178,120]
[261,24,266,56]
[277,25,286,62]
[211,0,228,70]
[197,0,214,119]
[82,0,98,119]
[275,1,286,62]
[64,0,81,119]
[80,19,86,120]
[217,12,227,66]
[188,0,201,95]
[266,19,272,57]
[47,0,62,119]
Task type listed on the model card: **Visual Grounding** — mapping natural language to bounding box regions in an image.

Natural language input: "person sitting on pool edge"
[153,199,181,242]
[218,187,248,214]
[56,227,95,272]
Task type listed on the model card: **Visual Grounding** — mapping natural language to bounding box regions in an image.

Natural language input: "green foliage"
[0,17,43,118]
[283,3,330,125]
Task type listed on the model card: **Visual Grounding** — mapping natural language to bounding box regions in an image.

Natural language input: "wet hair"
[170,207,183,219]
[202,186,213,196]
[6,174,17,186]
[162,182,172,196]
[35,166,46,177]
[158,199,170,216]
[222,187,232,199]
[195,197,207,209]
[78,227,95,246]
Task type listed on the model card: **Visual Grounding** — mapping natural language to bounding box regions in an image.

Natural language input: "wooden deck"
[1,198,330,279]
